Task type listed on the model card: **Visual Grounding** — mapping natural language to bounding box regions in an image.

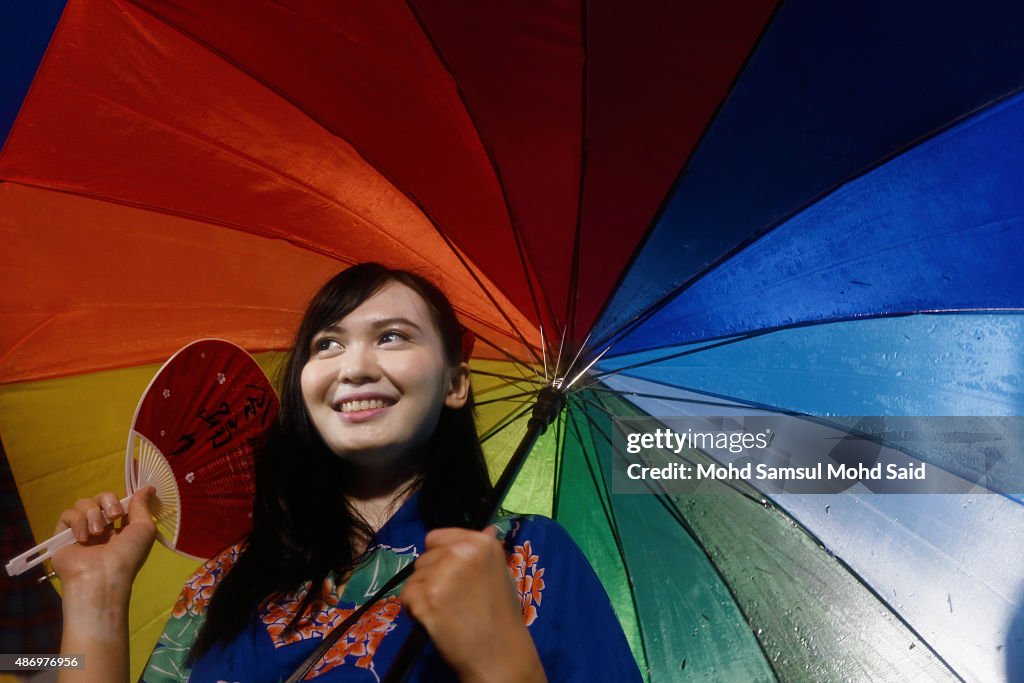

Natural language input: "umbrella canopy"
[2,1,1023,681]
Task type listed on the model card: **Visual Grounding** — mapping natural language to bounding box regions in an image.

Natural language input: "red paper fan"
[6,339,278,576]
[126,339,279,560]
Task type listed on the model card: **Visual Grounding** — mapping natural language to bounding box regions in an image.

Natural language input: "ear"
[444,362,471,409]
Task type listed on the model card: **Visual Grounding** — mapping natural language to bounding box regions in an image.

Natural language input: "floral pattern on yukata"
[141,544,245,683]
[260,576,402,681]
[172,543,244,618]
[144,500,642,682]
[508,539,545,626]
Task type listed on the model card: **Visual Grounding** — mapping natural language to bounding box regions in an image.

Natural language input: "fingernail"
[77,530,88,543]
[89,520,102,534]
[106,504,119,517]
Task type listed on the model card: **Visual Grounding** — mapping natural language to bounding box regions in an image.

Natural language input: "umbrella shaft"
[385,387,566,683]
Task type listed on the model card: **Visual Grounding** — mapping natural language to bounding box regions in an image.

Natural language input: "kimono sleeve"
[502,516,644,682]
[138,543,243,683]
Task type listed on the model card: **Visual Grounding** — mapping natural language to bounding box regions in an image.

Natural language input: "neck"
[346,461,421,531]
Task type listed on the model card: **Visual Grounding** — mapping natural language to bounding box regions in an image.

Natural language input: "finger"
[483,525,499,539]
[402,571,428,592]
[73,497,101,515]
[399,576,438,620]
[57,509,88,543]
[425,527,493,549]
[411,552,437,571]
[87,506,107,535]
[399,581,422,618]
[73,497,109,536]
[399,574,427,605]
[96,491,124,521]
[424,527,469,549]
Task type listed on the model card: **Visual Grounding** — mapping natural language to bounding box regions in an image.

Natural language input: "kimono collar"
[371,488,427,549]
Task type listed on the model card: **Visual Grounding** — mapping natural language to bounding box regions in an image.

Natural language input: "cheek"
[299,363,325,407]
[407,362,449,402]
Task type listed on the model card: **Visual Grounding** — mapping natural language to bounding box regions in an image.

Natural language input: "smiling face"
[300,281,469,471]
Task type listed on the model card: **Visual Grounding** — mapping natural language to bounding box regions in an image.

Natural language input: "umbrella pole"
[381,386,566,683]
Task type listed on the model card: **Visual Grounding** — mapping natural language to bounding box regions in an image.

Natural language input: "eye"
[379,330,408,345]
[313,337,342,353]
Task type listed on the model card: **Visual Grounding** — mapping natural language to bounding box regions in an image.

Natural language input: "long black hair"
[190,263,493,660]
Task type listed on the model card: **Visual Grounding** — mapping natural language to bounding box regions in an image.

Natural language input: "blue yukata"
[140,491,643,682]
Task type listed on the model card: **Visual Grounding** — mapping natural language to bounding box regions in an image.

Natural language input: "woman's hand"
[51,487,157,592]
[399,527,547,683]
[52,488,157,682]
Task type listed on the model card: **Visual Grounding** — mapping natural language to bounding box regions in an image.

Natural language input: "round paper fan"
[5,339,278,576]
[126,339,279,560]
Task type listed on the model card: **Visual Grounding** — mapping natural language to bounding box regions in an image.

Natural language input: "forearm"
[57,579,132,683]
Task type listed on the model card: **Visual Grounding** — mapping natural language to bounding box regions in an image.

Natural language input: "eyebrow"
[316,317,424,335]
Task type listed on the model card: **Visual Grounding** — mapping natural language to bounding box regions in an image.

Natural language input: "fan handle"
[4,495,133,577]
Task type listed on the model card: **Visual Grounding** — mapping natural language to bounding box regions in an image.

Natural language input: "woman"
[53,264,642,682]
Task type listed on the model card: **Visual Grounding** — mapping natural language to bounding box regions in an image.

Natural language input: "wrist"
[61,574,132,619]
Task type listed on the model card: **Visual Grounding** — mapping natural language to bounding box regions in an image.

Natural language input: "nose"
[336,341,380,384]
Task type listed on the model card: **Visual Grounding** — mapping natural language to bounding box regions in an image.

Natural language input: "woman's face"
[300,281,469,470]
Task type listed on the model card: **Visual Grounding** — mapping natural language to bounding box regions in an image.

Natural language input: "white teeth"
[337,399,388,413]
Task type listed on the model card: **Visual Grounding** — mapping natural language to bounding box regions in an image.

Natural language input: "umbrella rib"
[540,325,549,383]
[582,2,786,352]
[475,386,541,406]
[479,404,535,444]
[403,0,562,368]
[561,331,593,386]
[579,329,771,387]
[471,369,545,387]
[471,331,545,383]
[563,407,627,551]
[419,223,548,373]
[553,325,569,384]
[580,385,801,413]
[551,412,565,518]
[580,374,811,417]
[474,392,538,408]
[597,307,1024,364]
[563,0,590,344]
[0,180,375,266]
[564,342,610,391]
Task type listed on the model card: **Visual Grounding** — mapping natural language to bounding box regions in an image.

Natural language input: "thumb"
[127,486,156,521]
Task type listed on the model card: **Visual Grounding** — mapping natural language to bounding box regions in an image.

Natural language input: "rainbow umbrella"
[2,1,1023,681]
